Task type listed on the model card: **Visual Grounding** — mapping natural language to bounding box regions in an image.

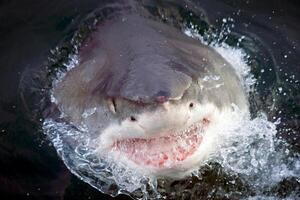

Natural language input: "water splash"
[185,19,300,199]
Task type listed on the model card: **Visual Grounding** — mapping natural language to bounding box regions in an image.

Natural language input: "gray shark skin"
[50,1,248,176]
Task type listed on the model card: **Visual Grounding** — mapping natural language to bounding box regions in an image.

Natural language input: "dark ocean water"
[0,0,299,199]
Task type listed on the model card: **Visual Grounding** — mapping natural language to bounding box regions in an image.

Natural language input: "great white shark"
[50,1,248,178]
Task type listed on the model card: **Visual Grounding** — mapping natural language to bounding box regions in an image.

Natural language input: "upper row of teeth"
[172,119,208,138]
[111,118,210,147]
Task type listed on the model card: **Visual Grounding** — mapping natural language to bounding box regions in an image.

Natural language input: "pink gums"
[112,118,210,168]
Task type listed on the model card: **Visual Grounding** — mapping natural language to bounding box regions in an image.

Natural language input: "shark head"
[50,11,248,178]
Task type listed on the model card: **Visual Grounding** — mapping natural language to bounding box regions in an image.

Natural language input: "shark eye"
[189,102,194,108]
[130,116,137,122]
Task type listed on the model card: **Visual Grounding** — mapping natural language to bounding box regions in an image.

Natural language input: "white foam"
[51,54,79,87]
[214,44,256,93]
[183,22,299,198]
[184,25,256,93]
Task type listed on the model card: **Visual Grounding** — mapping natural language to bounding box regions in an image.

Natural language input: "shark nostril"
[108,98,117,113]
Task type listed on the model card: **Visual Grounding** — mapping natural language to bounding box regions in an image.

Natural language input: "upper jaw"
[97,102,217,149]
[97,115,211,152]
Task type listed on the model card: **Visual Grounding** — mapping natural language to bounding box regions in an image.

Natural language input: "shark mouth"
[112,118,210,168]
